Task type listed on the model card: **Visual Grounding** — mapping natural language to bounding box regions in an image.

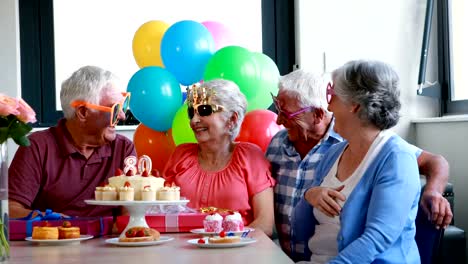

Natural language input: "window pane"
[451,0,468,101]
[53,0,262,110]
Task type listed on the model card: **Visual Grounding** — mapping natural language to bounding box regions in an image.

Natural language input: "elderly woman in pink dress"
[163,79,275,236]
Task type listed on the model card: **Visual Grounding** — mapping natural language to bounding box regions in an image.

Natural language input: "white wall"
[296,0,440,141]
[0,0,21,98]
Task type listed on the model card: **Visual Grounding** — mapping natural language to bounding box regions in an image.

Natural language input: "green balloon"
[171,104,197,145]
[203,46,280,111]
[203,46,258,106]
[250,52,280,111]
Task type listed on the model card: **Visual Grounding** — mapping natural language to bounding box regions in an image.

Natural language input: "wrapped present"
[9,210,113,240]
[116,213,206,233]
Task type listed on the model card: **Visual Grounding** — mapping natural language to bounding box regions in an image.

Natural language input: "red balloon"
[236,110,283,153]
[133,124,176,174]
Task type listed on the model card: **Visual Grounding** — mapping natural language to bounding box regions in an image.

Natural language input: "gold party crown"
[186,84,216,106]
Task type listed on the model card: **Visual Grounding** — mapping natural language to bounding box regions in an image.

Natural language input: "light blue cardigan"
[292,135,421,263]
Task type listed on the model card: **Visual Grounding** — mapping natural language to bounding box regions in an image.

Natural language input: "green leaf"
[9,119,32,136]
[12,135,30,146]
[1,117,32,146]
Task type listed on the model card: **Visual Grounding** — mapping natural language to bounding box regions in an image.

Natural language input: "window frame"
[19,0,295,127]
[438,0,468,114]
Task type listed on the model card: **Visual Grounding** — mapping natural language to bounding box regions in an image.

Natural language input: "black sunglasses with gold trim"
[187,103,224,119]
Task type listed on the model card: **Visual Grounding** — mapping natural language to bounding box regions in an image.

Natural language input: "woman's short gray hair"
[278,69,328,110]
[60,66,118,119]
[199,79,247,140]
[332,60,401,130]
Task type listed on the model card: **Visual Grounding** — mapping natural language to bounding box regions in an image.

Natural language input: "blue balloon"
[182,91,187,104]
[161,20,215,85]
[127,66,182,132]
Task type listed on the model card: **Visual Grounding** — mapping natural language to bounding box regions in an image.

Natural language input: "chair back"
[415,202,444,264]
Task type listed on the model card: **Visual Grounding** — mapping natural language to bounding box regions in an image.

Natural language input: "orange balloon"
[133,124,176,174]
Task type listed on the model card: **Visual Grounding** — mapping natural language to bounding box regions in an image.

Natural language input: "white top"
[308,130,394,264]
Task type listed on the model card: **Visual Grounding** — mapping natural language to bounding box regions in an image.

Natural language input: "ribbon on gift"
[12,209,71,237]
[165,214,179,232]
[199,207,233,214]
[98,217,105,236]
[146,204,197,214]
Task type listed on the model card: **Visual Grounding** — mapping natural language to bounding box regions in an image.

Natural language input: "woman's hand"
[420,189,453,229]
[304,185,346,217]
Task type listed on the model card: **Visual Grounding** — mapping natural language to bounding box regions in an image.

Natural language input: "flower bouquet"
[0,94,36,146]
[0,93,36,261]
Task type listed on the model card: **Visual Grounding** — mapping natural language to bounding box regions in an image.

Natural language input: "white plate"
[187,237,257,248]
[190,227,255,236]
[105,236,174,247]
[85,199,189,206]
[25,235,93,245]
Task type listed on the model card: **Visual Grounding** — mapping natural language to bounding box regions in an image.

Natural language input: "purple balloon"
[201,21,235,51]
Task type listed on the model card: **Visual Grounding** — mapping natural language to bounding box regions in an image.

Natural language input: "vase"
[0,142,9,261]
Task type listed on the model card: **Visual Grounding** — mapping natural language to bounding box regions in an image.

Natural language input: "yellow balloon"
[132,20,170,68]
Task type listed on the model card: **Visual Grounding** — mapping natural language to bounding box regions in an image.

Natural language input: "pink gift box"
[9,217,113,240]
[117,213,206,233]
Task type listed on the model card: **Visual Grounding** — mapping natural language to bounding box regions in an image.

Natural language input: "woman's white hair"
[199,79,247,140]
[60,66,118,119]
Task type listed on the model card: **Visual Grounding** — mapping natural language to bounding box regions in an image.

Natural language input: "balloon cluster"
[129,20,283,172]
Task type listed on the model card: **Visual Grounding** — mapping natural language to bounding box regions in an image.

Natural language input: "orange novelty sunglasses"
[70,92,131,126]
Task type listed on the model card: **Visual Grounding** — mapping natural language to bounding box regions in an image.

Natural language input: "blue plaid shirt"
[266,120,343,262]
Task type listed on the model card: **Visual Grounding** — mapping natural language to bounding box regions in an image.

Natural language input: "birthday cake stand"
[84,200,189,237]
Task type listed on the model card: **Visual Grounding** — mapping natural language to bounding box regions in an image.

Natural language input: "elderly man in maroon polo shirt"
[8,66,136,217]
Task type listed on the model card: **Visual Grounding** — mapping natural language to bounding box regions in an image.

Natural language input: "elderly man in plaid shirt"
[266,69,452,262]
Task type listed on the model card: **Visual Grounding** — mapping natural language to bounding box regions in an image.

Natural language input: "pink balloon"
[236,110,283,153]
[201,21,235,50]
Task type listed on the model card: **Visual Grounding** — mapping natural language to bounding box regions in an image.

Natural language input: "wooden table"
[7,231,293,263]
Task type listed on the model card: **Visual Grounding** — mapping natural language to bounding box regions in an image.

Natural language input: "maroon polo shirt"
[8,119,136,217]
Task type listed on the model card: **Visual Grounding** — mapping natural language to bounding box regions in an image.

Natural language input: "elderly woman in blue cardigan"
[294,60,421,263]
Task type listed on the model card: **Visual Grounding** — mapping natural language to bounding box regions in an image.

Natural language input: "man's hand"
[304,186,346,217]
[420,189,453,229]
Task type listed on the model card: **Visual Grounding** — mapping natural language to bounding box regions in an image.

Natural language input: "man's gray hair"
[278,69,328,110]
[332,60,401,130]
[61,66,118,119]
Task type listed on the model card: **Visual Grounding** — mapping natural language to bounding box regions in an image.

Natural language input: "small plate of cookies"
[25,235,93,245]
[105,236,174,247]
[25,220,93,245]
[187,236,257,248]
[105,226,173,247]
